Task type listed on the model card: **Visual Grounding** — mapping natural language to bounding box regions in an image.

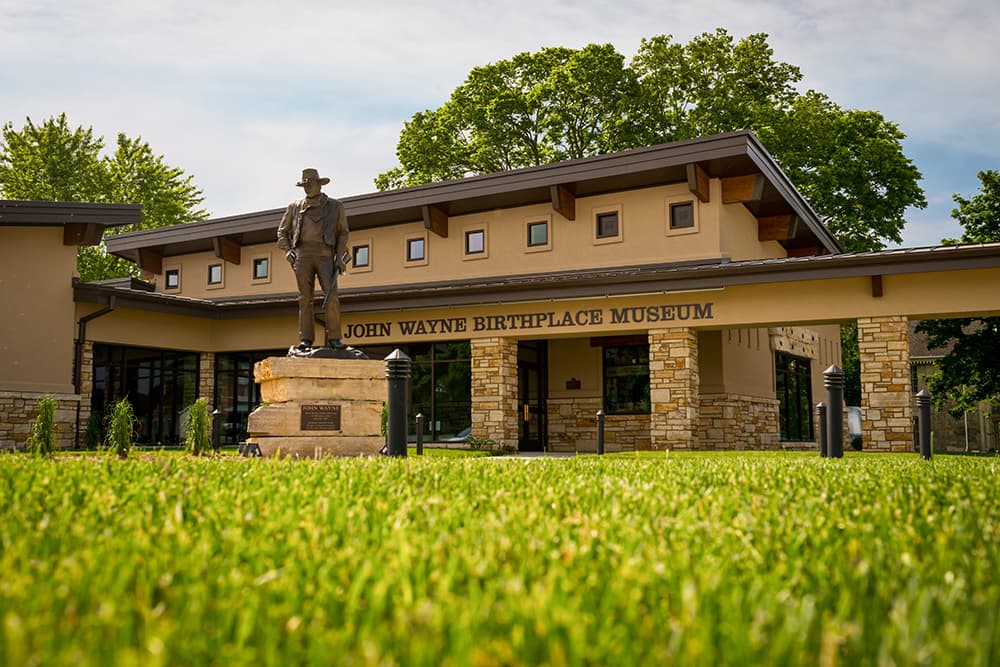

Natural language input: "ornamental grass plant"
[184,398,212,456]
[26,395,57,456]
[103,397,136,459]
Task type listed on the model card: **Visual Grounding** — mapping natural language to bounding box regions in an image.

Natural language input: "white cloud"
[1,0,998,246]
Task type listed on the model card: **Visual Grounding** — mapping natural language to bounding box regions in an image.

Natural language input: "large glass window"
[91,344,199,446]
[603,344,650,414]
[364,341,471,442]
[776,352,813,441]
[214,349,285,446]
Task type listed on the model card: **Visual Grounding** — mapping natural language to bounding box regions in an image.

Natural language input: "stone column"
[649,328,699,449]
[858,316,912,452]
[470,337,519,451]
[198,352,216,410]
[77,339,95,447]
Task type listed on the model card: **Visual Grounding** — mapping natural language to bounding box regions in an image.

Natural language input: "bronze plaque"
[300,404,341,431]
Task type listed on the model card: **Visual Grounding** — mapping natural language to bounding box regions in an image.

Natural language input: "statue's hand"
[336,257,348,275]
[285,250,297,265]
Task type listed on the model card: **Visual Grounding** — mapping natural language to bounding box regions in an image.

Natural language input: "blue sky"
[2,0,998,248]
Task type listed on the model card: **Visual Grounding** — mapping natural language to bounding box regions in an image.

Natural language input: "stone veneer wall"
[649,328,699,449]
[697,393,780,450]
[198,352,215,409]
[859,315,913,452]
[547,396,651,453]
[470,337,519,450]
[0,391,80,451]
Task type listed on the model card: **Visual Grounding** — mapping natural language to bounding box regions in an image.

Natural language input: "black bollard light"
[384,349,411,457]
[596,409,605,455]
[916,389,932,460]
[415,413,424,456]
[824,365,845,459]
[816,402,828,458]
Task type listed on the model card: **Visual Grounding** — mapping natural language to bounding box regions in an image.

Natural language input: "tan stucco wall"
[81,307,214,352]
[152,181,759,299]
[0,228,78,392]
[548,338,602,402]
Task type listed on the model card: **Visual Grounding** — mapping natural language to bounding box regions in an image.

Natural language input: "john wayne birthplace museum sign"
[343,301,715,342]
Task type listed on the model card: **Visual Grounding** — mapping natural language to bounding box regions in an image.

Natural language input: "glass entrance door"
[518,341,548,452]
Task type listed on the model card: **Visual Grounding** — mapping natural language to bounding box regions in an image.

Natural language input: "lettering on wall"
[343,302,714,342]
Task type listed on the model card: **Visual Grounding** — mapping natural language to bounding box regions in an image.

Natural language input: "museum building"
[3,131,1000,452]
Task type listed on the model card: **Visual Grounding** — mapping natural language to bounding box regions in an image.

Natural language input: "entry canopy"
[105,131,842,268]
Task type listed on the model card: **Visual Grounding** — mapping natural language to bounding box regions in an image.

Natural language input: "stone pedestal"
[246,357,386,458]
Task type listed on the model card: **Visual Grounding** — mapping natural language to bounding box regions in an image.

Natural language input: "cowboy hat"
[296,168,330,186]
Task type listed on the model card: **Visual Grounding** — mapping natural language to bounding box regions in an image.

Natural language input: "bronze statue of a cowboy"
[277,168,357,357]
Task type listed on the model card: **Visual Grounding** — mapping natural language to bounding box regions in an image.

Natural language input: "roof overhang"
[104,131,842,268]
[0,200,141,246]
[76,242,1000,319]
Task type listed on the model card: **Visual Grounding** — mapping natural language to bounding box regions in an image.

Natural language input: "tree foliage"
[0,113,208,281]
[916,170,1000,416]
[378,29,926,253]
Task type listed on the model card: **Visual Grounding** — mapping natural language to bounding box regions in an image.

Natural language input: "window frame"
[405,232,429,267]
[250,254,271,284]
[526,219,551,252]
[593,204,624,245]
[164,267,181,291]
[207,263,224,288]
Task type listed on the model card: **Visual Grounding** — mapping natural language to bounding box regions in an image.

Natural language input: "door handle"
[523,403,530,421]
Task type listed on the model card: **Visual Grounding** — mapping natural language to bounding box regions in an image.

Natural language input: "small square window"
[670,202,695,230]
[596,211,619,239]
[407,238,425,262]
[353,244,370,268]
[165,269,180,290]
[465,229,485,255]
[252,257,269,280]
[527,221,548,247]
[208,264,223,285]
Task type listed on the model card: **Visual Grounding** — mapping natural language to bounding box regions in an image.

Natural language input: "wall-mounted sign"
[344,302,714,342]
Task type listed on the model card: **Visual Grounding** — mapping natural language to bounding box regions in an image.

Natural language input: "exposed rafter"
[721,174,765,204]
[63,222,106,246]
[138,247,163,275]
[422,204,449,238]
[871,275,884,298]
[212,236,242,265]
[758,215,799,242]
[686,163,710,203]
[550,184,576,221]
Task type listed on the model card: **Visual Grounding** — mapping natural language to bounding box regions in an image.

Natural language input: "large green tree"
[377,29,926,253]
[0,114,208,281]
[915,170,1000,416]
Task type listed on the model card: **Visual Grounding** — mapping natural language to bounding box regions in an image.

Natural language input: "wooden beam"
[871,275,884,298]
[550,184,576,221]
[137,248,163,275]
[422,204,449,238]
[786,246,820,258]
[757,215,799,242]
[686,163,710,203]
[212,236,242,265]
[721,174,765,204]
[63,222,105,246]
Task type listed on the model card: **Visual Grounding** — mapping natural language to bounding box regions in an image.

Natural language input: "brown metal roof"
[0,200,142,227]
[104,131,842,262]
[75,242,1000,318]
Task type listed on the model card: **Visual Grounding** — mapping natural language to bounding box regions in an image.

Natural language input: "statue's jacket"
[277,195,349,253]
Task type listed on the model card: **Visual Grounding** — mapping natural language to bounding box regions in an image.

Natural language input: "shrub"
[185,398,212,456]
[104,398,137,459]
[84,411,102,450]
[27,395,57,456]
[465,434,497,451]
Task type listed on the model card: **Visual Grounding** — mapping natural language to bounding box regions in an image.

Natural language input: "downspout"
[74,295,117,448]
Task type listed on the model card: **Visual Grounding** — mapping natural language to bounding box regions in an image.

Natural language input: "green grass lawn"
[1,452,997,665]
